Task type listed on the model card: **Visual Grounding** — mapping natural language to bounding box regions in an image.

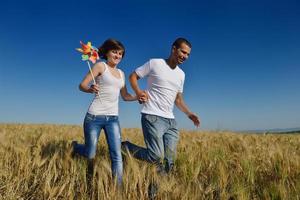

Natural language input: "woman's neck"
[106,61,117,68]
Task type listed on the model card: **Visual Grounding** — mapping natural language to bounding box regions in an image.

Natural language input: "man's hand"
[188,113,200,127]
[137,90,149,104]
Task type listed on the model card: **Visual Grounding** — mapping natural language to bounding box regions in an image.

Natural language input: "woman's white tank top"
[87,62,125,116]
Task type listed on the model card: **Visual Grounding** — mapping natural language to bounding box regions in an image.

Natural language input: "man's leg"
[123,114,166,165]
[163,118,179,173]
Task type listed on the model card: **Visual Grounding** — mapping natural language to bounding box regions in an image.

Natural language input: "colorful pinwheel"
[76,41,101,100]
[76,41,99,64]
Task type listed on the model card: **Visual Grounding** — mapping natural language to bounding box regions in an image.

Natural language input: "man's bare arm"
[175,93,200,127]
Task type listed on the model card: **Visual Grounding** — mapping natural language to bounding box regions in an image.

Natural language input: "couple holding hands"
[72,38,200,186]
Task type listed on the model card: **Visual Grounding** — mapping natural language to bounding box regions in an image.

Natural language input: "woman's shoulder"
[93,61,106,73]
[117,68,124,74]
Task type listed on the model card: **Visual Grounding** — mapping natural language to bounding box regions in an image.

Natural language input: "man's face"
[173,43,191,65]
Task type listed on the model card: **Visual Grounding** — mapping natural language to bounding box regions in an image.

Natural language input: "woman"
[72,39,137,186]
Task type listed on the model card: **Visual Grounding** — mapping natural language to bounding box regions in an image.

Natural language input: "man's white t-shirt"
[135,58,185,119]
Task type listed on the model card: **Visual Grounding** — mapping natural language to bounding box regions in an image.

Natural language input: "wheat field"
[0,124,299,200]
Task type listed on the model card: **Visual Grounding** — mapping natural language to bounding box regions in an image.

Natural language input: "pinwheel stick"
[87,61,96,84]
[76,41,101,102]
[87,61,101,101]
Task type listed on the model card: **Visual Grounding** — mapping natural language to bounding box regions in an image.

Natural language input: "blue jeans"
[73,113,123,184]
[123,113,179,173]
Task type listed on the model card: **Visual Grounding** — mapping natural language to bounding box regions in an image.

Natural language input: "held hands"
[137,90,149,104]
[188,113,200,127]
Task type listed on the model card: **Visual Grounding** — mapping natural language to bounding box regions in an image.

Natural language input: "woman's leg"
[81,114,105,195]
[104,116,123,186]
[73,113,102,158]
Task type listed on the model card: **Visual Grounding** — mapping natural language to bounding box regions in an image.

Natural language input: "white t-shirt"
[135,58,185,119]
[88,62,125,116]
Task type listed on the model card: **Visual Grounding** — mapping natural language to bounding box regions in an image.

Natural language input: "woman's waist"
[91,94,119,104]
[88,100,119,114]
[85,112,119,122]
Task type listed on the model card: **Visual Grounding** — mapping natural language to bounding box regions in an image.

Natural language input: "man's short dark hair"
[172,38,192,49]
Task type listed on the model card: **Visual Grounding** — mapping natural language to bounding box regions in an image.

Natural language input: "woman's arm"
[120,85,138,101]
[79,62,104,93]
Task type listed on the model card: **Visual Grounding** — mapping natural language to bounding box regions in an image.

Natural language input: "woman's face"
[106,49,124,66]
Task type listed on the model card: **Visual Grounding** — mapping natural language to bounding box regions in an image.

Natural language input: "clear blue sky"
[0,0,299,131]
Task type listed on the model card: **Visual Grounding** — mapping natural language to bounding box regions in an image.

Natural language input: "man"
[122,38,200,173]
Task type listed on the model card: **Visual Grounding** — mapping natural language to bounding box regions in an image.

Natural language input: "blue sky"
[0,0,299,130]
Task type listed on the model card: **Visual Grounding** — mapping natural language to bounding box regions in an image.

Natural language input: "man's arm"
[129,72,149,102]
[175,93,200,127]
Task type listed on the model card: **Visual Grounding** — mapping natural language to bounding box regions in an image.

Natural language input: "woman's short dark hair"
[98,39,125,60]
[172,37,192,49]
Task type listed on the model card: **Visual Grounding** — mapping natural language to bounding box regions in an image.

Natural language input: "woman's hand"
[88,84,100,93]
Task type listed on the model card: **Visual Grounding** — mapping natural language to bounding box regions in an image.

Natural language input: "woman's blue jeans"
[73,113,123,185]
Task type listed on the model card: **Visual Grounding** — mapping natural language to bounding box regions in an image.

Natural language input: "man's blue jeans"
[73,113,123,184]
[123,113,179,173]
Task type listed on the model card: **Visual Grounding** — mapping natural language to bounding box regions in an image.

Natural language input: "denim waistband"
[141,113,174,120]
[86,112,118,120]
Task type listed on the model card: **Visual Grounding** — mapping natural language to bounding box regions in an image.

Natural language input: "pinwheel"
[76,41,101,100]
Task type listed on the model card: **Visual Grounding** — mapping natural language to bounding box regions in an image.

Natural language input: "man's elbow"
[175,94,184,105]
[175,98,180,107]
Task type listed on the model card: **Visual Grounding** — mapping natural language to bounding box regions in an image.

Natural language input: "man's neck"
[165,58,177,69]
